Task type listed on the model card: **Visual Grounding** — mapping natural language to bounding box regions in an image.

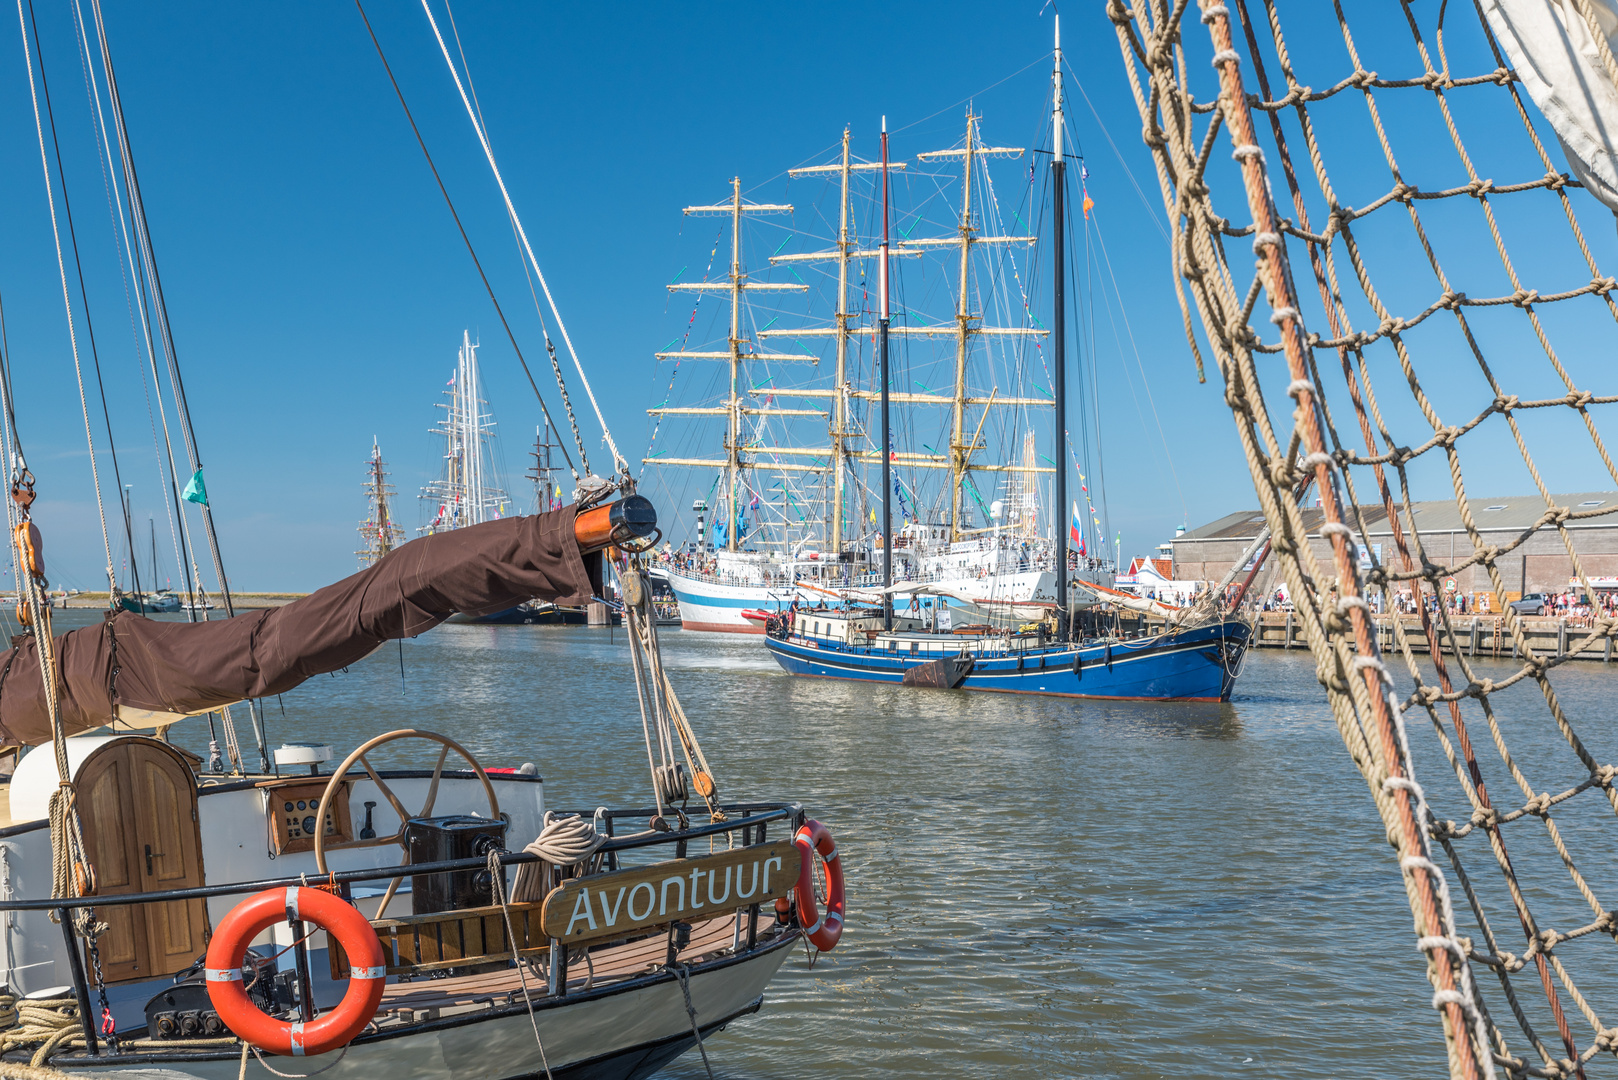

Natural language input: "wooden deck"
[374,914,746,1020]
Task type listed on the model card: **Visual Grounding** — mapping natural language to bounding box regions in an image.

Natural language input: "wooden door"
[77,739,209,982]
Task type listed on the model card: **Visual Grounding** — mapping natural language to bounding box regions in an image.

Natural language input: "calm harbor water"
[44,609,1618,1077]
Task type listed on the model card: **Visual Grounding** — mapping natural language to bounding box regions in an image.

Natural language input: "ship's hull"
[52,931,796,1079]
[661,571,802,634]
[445,603,589,626]
[764,620,1250,701]
[663,566,1067,634]
[119,593,182,614]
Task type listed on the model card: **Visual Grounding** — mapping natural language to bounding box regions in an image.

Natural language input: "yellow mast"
[766,130,908,551]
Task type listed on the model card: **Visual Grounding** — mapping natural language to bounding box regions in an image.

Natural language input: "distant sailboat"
[119,514,180,614]
[357,439,405,568]
[418,332,564,625]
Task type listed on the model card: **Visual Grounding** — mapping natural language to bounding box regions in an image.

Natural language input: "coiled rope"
[0,996,83,1068]
[509,812,607,904]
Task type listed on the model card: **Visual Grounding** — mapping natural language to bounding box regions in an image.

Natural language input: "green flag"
[182,469,208,507]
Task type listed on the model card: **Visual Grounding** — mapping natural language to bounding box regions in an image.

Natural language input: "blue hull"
[763,620,1250,701]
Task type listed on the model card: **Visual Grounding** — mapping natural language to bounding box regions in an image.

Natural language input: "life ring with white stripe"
[205,886,386,1057]
[792,820,845,951]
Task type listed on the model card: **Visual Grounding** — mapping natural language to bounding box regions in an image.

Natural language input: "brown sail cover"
[0,506,601,745]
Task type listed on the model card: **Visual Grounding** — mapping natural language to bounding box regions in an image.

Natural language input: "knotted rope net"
[1115,2,1618,1078]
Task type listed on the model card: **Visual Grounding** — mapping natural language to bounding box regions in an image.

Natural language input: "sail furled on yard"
[0,506,600,745]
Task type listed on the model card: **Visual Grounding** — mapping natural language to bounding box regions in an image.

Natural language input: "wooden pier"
[1248,612,1615,663]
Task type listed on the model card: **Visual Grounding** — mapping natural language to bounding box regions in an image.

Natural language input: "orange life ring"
[206,886,385,1057]
[792,820,845,951]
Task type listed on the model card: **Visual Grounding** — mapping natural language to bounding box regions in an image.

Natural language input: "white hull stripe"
[351,965,386,980]
[204,967,242,982]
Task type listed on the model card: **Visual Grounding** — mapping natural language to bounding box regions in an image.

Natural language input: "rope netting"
[1115,2,1618,1078]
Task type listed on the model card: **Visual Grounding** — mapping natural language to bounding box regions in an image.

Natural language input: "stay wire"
[89,0,262,770]
[16,0,116,593]
[27,0,147,601]
[69,0,191,611]
[70,0,199,613]
[416,0,623,478]
[353,0,578,481]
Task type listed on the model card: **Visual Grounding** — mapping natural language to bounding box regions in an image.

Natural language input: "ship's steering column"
[313,729,501,918]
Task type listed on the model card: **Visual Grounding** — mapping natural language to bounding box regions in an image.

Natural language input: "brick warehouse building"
[1171,492,1618,606]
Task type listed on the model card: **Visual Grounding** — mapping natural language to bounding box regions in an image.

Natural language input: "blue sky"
[1,2,1613,592]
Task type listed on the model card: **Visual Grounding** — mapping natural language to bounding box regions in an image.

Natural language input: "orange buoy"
[792,820,846,951]
[206,886,385,1057]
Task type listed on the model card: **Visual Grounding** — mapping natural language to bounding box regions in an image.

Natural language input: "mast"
[832,131,853,552]
[422,331,506,535]
[653,181,810,553]
[880,117,893,629]
[149,515,158,594]
[911,116,1045,542]
[767,133,908,552]
[529,417,560,512]
[725,181,741,551]
[359,439,403,567]
[1052,16,1069,633]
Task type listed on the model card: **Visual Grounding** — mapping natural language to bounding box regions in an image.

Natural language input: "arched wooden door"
[76,738,209,982]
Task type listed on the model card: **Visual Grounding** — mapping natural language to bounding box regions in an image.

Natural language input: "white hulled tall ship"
[421,331,509,536]
[646,120,1114,632]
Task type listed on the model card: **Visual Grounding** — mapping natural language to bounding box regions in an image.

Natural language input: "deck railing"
[15,800,803,1056]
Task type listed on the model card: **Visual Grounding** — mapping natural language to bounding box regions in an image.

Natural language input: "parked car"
[1510,592,1550,616]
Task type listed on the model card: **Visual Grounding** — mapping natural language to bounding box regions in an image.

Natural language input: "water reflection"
[29,612,1618,1077]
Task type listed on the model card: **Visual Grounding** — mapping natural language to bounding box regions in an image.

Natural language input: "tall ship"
[417,332,544,626]
[646,123,1112,632]
[762,18,1252,701]
[420,330,509,536]
[356,439,406,568]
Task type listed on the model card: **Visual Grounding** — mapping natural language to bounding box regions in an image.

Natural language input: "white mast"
[651,181,821,553]
[422,330,506,534]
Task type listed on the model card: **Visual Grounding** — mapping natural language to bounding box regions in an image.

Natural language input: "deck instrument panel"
[260,778,353,855]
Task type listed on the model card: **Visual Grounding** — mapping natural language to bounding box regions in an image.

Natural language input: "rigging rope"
[16,0,114,595]
[418,0,627,478]
[86,0,261,771]
[353,0,580,486]
[70,0,203,617]
[1115,1,1618,1077]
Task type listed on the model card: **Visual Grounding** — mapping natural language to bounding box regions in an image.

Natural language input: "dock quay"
[1248,611,1615,662]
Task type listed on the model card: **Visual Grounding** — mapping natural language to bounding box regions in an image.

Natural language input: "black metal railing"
[15,800,804,1058]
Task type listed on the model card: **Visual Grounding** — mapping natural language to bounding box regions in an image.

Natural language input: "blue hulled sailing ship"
[762,19,1252,701]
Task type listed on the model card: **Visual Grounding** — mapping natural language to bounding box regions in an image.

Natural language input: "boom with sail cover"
[0,505,613,745]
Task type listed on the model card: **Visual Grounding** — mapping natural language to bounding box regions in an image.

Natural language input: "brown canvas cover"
[0,506,601,745]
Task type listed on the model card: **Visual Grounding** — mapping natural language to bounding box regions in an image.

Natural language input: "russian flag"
[1070,502,1086,556]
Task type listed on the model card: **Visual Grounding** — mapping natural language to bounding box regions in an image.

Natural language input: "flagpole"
[880,116,894,630]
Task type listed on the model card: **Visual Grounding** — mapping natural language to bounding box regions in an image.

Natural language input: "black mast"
[1051,18,1069,638]
[880,117,893,630]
